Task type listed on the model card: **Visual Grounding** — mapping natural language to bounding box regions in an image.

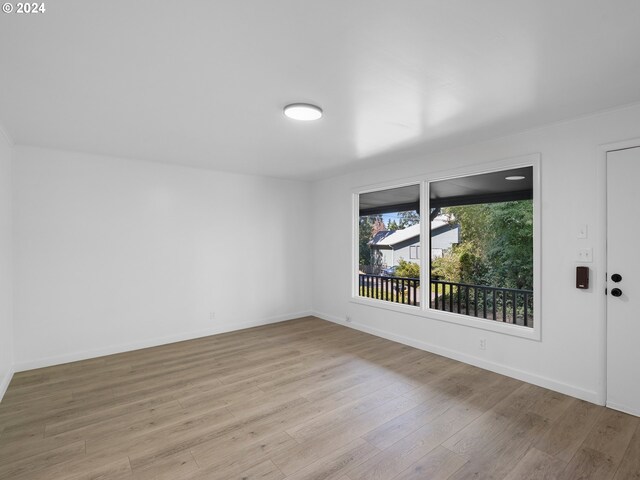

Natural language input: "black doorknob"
[611,288,623,297]
[611,274,622,283]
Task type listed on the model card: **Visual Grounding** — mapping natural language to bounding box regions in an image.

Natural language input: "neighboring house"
[369,220,460,268]
[430,221,462,259]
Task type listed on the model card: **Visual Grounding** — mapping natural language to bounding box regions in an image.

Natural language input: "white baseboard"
[607,401,640,418]
[0,366,15,403]
[9,309,604,408]
[314,311,601,405]
[14,310,313,372]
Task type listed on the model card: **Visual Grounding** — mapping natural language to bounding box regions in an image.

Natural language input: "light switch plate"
[577,224,588,239]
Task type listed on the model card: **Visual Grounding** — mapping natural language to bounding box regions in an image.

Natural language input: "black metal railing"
[358,274,533,327]
[359,274,420,306]
[431,280,533,327]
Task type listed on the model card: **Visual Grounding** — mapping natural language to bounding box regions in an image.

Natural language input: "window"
[429,166,535,328]
[357,184,421,307]
[352,156,540,339]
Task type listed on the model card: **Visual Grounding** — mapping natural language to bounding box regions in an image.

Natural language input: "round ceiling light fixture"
[505,175,526,181]
[283,103,323,121]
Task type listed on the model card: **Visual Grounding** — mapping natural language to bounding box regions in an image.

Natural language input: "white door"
[607,146,640,416]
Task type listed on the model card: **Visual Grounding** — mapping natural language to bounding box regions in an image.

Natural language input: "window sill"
[349,296,541,341]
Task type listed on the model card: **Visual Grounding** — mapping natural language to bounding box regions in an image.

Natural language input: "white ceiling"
[1,1,640,180]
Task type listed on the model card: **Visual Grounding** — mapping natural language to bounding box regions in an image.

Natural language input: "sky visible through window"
[382,213,402,224]
[382,212,400,225]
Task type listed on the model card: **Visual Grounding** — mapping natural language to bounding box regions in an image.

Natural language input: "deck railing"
[358,274,533,327]
[431,279,533,327]
[358,274,420,306]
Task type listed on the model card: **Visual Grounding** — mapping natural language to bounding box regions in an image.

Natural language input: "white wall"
[6,104,640,406]
[0,129,14,399]
[13,147,312,370]
[312,103,640,404]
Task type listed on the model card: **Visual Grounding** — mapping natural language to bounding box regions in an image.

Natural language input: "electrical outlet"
[577,248,593,263]
[345,315,352,323]
[209,312,216,320]
[479,338,486,350]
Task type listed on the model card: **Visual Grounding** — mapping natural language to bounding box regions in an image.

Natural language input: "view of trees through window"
[356,168,535,328]
[358,209,421,306]
[358,184,422,307]
[431,200,533,290]
[429,166,535,327]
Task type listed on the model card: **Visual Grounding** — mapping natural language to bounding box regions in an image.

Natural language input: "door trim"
[598,138,640,407]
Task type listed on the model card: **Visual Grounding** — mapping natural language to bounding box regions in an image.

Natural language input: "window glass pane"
[429,167,534,327]
[358,184,421,307]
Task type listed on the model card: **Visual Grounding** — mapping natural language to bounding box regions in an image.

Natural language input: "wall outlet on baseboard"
[209,311,216,320]
[345,315,352,323]
[479,338,486,350]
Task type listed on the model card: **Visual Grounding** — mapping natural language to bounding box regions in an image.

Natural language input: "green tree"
[358,214,385,266]
[398,210,419,228]
[387,219,399,230]
[432,242,486,284]
[485,201,533,289]
[431,250,460,281]
[439,204,490,284]
[433,200,533,289]
[358,216,373,266]
[396,258,420,278]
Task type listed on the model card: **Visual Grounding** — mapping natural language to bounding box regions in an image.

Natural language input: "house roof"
[370,220,459,247]
[373,224,421,246]
[369,230,396,245]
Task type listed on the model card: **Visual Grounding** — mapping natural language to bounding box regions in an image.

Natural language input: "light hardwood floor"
[0,317,638,480]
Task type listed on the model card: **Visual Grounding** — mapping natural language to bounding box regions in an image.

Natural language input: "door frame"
[597,138,640,406]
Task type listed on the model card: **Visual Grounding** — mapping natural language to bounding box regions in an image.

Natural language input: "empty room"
[1,1,640,479]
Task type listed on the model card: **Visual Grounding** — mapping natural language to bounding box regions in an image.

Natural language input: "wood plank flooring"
[0,316,638,479]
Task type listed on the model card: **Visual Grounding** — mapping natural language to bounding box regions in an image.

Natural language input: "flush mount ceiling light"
[283,103,323,121]
[505,175,526,181]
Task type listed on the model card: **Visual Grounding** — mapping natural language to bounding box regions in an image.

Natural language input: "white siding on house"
[394,243,419,265]
[373,226,458,267]
[432,227,459,251]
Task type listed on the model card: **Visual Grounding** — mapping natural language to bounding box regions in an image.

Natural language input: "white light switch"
[577,248,593,263]
[577,224,588,239]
